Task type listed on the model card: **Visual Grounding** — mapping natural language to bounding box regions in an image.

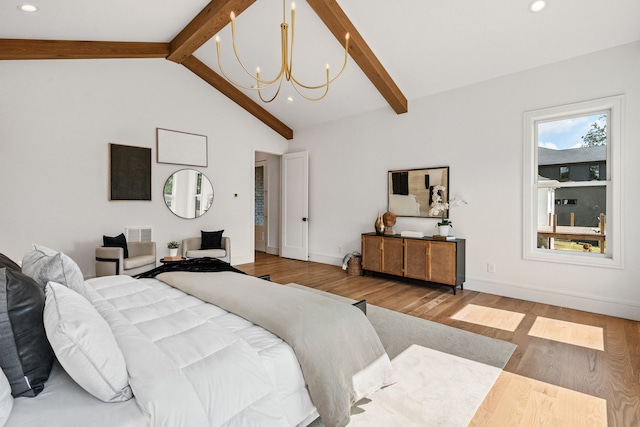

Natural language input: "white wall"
[2,43,638,320]
[287,42,640,320]
[0,58,288,274]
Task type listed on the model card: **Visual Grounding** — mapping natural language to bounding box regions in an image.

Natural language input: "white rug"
[349,344,501,426]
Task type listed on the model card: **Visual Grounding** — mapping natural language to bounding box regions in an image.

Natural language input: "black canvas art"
[109,143,151,201]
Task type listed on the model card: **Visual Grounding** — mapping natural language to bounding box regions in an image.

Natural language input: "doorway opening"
[254,152,281,255]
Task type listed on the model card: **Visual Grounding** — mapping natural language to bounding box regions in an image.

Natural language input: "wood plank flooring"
[237,252,640,426]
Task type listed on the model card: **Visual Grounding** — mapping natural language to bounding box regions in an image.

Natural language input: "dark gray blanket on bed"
[155,271,395,427]
[136,257,244,278]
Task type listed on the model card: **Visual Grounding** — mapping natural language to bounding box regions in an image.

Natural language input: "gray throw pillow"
[21,244,87,298]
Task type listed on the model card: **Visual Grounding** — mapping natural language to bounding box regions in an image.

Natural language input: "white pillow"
[44,282,132,402]
[22,244,88,298]
[0,368,13,427]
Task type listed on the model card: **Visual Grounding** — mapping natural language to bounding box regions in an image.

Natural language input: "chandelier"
[214,0,350,102]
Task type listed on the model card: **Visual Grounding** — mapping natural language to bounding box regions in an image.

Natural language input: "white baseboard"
[309,252,342,266]
[266,246,279,255]
[231,253,254,266]
[464,276,640,321]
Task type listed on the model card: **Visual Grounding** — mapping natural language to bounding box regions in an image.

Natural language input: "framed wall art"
[387,166,450,217]
[109,143,152,201]
[156,128,208,167]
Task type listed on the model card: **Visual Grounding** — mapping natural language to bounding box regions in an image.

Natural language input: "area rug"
[286,283,516,368]
[284,284,517,427]
[349,344,502,426]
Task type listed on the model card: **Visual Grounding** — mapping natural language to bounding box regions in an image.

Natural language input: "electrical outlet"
[487,263,496,273]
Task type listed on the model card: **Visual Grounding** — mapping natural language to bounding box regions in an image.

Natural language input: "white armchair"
[95,241,157,277]
[182,236,230,263]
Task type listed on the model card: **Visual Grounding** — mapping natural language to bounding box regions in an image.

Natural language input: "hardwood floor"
[237,252,640,426]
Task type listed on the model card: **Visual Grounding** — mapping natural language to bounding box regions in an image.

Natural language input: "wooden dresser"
[361,233,466,294]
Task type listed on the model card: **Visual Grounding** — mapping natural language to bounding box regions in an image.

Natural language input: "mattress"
[6,276,318,427]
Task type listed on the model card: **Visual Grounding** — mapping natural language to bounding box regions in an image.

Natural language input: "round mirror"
[163,169,214,219]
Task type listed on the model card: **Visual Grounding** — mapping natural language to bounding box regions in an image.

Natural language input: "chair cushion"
[200,230,224,250]
[185,249,226,259]
[103,233,129,259]
[123,254,155,270]
[0,268,54,397]
[21,244,87,298]
[44,282,132,402]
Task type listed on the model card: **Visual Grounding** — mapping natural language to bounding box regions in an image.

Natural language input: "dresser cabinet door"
[382,237,403,276]
[404,239,429,280]
[362,235,383,272]
[429,242,457,285]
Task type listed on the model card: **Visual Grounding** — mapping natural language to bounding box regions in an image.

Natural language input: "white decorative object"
[429,186,467,232]
[401,230,424,238]
[438,225,451,237]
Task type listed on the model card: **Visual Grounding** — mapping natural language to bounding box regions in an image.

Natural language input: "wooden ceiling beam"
[182,55,293,140]
[306,0,408,115]
[168,0,255,64]
[0,39,169,60]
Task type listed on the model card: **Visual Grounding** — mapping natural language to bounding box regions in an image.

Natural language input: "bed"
[0,246,394,427]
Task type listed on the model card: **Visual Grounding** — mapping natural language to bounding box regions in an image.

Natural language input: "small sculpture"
[382,211,397,235]
[374,215,385,235]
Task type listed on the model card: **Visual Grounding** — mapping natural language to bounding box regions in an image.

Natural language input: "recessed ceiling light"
[18,4,38,12]
[529,0,546,13]
[286,96,294,103]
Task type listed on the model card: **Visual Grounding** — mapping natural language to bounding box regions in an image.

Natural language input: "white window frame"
[523,95,624,268]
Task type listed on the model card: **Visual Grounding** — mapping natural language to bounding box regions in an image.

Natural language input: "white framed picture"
[156,128,208,167]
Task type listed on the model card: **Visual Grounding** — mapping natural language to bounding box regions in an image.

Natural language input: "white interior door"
[254,161,267,252]
[281,151,309,261]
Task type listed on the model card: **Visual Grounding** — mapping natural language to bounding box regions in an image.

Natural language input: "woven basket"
[347,256,362,276]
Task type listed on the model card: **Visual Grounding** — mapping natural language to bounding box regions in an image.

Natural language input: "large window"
[523,96,623,267]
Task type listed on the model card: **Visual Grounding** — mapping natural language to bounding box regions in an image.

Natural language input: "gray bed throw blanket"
[156,271,395,427]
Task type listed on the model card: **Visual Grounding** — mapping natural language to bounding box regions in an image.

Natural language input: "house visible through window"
[523,95,622,267]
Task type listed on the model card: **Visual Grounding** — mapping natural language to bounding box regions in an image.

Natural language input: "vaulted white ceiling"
[2,0,639,134]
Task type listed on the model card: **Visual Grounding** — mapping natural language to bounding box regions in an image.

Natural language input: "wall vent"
[124,227,153,242]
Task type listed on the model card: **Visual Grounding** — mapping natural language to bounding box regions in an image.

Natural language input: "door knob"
[302,217,308,221]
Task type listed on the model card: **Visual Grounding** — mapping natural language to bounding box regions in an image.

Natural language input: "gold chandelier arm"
[287,4,295,80]
[214,1,350,103]
[257,72,285,103]
[215,39,264,90]
[289,33,349,90]
[289,76,330,101]
[225,12,283,87]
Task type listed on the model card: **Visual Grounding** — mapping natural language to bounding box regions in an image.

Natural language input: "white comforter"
[86,274,318,427]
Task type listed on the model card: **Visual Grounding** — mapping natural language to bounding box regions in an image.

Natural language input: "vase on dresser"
[374,216,385,235]
[438,225,450,237]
